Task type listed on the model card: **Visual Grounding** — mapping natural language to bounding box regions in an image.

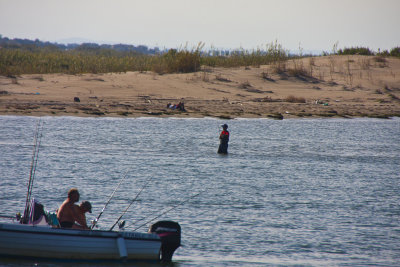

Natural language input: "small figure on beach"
[167,102,186,111]
[176,102,185,111]
[218,124,229,154]
[57,188,91,229]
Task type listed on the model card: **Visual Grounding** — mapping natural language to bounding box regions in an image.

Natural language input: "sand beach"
[1,55,399,119]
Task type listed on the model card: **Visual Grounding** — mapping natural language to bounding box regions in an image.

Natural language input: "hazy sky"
[0,0,399,52]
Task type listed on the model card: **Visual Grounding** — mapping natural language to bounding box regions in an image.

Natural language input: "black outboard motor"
[149,221,181,262]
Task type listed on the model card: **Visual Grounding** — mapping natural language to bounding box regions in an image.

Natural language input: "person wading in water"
[218,124,230,154]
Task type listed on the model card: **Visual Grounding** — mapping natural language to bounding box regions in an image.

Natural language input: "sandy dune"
[1,55,399,119]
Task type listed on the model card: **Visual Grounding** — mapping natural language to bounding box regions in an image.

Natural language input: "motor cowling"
[149,221,181,262]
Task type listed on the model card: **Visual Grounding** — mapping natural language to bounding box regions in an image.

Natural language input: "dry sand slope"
[1,55,399,119]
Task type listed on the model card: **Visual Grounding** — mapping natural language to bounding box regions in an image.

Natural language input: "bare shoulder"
[73,204,80,210]
[58,201,74,215]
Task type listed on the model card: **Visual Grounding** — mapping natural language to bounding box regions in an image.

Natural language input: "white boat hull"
[0,223,161,261]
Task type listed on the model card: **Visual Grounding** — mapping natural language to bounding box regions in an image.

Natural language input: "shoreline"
[1,55,399,120]
[0,103,398,120]
[1,113,399,121]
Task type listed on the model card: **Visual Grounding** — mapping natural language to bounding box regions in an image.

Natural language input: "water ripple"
[0,116,399,266]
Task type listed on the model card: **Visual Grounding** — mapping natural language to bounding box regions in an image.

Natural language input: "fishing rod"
[109,175,154,231]
[91,169,130,229]
[29,121,43,197]
[24,120,40,206]
[23,119,43,221]
[132,192,201,232]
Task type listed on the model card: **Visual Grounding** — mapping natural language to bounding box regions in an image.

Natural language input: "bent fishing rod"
[91,169,131,229]
[109,175,154,231]
[132,191,201,231]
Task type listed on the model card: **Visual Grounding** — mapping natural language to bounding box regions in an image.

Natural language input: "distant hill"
[0,35,160,55]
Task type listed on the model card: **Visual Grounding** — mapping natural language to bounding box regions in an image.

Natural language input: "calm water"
[0,116,399,266]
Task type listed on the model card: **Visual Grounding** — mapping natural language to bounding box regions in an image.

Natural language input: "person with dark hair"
[57,188,81,228]
[218,124,229,154]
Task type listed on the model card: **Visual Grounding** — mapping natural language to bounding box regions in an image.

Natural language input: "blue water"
[0,116,399,266]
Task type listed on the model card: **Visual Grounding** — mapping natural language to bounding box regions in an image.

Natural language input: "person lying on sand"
[167,102,185,111]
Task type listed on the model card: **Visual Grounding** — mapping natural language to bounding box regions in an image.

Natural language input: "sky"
[0,0,399,53]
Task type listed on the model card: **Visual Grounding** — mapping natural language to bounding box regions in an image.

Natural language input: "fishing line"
[0,215,16,219]
[128,167,210,231]
[91,168,131,229]
[131,192,201,231]
[109,175,154,231]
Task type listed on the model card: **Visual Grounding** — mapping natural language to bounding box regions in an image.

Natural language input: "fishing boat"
[0,120,182,262]
[0,200,181,262]
[0,220,180,261]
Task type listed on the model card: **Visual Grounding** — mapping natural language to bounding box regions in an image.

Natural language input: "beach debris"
[215,75,231,82]
[315,99,329,105]
[267,113,284,120]
[147,112,163,116]
[74,97,80,102]
[239,81,252,89]
[218,115,232,120]
[117,111,131,116]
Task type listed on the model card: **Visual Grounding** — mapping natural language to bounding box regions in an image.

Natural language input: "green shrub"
[337,47,374,56]
[390,47,400,57]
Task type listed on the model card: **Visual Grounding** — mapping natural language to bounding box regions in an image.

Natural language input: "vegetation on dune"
[0,35,399,76]
[337,47,374,56]
[0,38,288,76]
[151,46,202,74]
[0,48,150,75]
[388,47,400,57]
[201,41,288,68]
[337,46,400,57]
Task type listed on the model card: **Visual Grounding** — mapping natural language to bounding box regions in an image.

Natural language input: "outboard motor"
[149,221,181,262]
